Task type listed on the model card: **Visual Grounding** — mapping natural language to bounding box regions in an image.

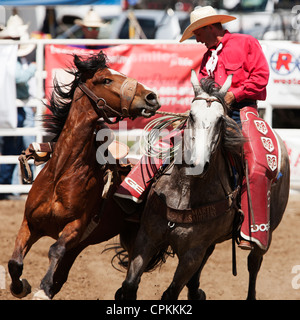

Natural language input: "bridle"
[192,96,221,107]
[78,77,138,124]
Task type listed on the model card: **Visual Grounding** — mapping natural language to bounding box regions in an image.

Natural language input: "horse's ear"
[73,54,86,73]
[219,74,233,95]
[191,69,202,96]
[74,55,81,68]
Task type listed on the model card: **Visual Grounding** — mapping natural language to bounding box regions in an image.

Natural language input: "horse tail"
[104,244,172,273]
[144,246,173,272]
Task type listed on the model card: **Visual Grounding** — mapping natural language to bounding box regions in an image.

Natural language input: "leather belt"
[231,99,257,110]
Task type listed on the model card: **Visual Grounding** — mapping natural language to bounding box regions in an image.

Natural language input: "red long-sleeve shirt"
[199,31,269,103]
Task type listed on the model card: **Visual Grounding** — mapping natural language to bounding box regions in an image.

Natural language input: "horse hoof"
[188,289,206,300]
[10,279,31,299]
[198,289,206,300]
[32,290,51,300]
[115,287,124,300]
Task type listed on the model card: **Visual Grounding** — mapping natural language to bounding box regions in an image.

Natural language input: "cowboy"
[180,6,279,251]
[114,7,278,251]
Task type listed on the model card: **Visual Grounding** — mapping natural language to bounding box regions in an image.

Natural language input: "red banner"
[45,44,206,129]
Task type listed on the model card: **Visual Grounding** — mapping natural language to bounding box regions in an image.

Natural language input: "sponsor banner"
[45,44,206,129]
[46,42,300,113]
[262,41,300,107]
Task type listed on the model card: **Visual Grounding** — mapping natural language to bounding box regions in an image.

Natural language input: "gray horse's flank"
[116,71,290,300]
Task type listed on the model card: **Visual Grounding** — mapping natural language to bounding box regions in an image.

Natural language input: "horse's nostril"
[145,92,158,106]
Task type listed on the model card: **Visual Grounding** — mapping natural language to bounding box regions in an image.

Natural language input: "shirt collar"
[208,30,231,51]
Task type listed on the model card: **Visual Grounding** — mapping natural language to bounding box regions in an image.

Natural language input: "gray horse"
[116,71,290,300]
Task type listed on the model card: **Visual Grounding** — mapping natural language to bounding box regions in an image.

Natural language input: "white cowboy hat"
[180,6,236,42]
[75,9,106,28]
[0,14,36,57]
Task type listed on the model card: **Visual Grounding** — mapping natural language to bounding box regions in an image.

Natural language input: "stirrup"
[238,240,254,250]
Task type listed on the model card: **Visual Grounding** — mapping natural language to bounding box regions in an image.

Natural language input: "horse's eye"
[103,78,112,85]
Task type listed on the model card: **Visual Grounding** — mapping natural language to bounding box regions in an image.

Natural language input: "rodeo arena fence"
[0,38,300,195]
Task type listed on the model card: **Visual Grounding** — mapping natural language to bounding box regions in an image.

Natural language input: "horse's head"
[184,70,232,176]
[75,53,160,122]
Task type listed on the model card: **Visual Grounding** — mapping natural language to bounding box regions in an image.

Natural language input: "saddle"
[19,142,55,183]
[19,139,131,186]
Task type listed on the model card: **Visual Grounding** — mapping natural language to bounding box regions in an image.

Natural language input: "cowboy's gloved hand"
[224,91,235,106]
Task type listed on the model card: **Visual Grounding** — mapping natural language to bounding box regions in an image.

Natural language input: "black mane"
[200,77,227,110]
[43,51,109,141]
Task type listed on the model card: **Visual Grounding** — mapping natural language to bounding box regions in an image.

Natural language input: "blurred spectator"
[0,14,36,199]
[75,9,106,39]
[73,9,107,49]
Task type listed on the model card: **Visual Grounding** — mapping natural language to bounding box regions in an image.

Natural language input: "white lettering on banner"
[132,52,177,63]
[178,86,193,96]
[50,44,96,56]
[106,55,129,64]
[273,78,300,85]
[131,52,193,67]
[124,177,144,195]
[170,57,194,67]
[157,86,193,96]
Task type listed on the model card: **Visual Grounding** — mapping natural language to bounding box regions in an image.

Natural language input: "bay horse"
[8,51,160,299]
[116,71,290,300]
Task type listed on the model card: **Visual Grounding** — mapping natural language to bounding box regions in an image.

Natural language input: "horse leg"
[186,244,215,300]
[33,220,83,300]
[8,218,40,298]
[246,244,266,300]
[116,226,163,300]
[50,244,87,298]
[162,247,207,300]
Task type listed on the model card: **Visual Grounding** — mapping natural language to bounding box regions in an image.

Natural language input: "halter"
[192,96,221,107]
[78,77,138,124]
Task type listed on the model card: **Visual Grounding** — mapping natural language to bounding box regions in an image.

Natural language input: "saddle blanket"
[114,131,180,203]
[239,107,281,250]
[240,107,280,180]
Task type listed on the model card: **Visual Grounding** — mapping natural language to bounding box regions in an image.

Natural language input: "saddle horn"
[191,69,202,96]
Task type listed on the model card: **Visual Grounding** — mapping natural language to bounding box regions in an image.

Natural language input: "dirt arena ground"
[0,193,300,300]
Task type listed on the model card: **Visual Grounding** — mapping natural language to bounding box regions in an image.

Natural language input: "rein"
[78,77,138,124]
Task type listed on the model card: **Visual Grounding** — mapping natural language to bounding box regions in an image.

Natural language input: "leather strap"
[192,96,220,107]
[78,82,123,124]
[120,77,138,117]
[165,186,240,224]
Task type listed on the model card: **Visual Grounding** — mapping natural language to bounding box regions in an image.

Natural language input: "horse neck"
[50,92,99,171]
[171,144,231,205]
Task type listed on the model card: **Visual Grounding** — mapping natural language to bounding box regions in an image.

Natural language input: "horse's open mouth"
[141,108,156,118]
